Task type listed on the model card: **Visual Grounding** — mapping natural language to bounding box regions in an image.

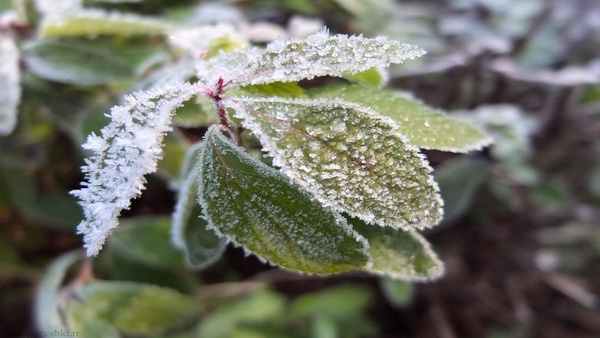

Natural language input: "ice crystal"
[198,127,370,274]
[71,82,198,256]
[0,34,20,136]
[230,97,443,230]
[204,28,425,88]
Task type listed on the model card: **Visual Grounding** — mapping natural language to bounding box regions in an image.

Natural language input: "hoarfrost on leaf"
[203,28,425,88]
[198,127,370,274]
[230,97,443,230]
[71,82,199,256]
[0,33,20,136]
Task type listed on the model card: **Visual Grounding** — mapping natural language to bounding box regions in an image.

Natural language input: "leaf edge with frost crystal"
[198,127,371,274]
[309,84,492,152]
[71,82,200,257]
[348,217,444,281]
[229,96,443,231]
[204,28,425,88]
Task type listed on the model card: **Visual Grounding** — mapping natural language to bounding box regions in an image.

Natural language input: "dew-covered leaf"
[231,97,442,230]
[342,67,387,88]
[23,40,134,85]
[0,34,20,135]
[308,85,492,152]
[205,29,425,87]
[40,9,170,37]
[172,142,227,270]
[64,281,198,337]
[198,127,370,274]
[349,217,444,281]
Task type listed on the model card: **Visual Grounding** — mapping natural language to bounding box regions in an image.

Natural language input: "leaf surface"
[309,85,491,152]
[231,97,443,230]
[349,217,444,280]
[198,127,370,274]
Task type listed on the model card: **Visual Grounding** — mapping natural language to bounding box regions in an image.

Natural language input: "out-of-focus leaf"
[308,84,491,152]
[157,129,191,180]
[349,217,444,281]
[234,82,307,98]
[40,9,170,37]
[435,157,489,225]
[64,281,198,337]
[343,67,386,88]
[291,285,374,319]
[35,251,83,332]
[199,127,370,274]
[108,216,185,269]
[379,277,414,307]
[23,40,134,85]
[233,97,442,231]
[0,33,20,135]
[197,289,286,338]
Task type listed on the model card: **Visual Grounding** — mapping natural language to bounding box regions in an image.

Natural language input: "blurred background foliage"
[1,0,599,337]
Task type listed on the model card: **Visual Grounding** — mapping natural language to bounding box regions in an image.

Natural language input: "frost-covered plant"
[71,26,491,280]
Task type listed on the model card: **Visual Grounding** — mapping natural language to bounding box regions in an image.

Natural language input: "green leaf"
[197,289,286,338]
[234,82,307,99]
[291,285,374,319]
[64,281,198,336]
[349,217,444,280]
[40,9,170,37]
[198,127,370,274]
[172,147,228,270]
[308,84,492,152]
[342,67,386,88]
[379,277,414,307]
[157,129,191,180]
[109,216,185,269]
[23,40,134,85]
[34,251,83,332]
[232,97,442,230]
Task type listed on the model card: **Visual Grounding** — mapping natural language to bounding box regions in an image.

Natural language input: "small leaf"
[198,127,370,274]
[0,34,20,135]
[342,67,387,88]
[349,217,444,281]
[109,216,185,269]
[23,40,134,85]
[205,29,425,87]
[231,97,442,230]
[40,9,171,37]
[34,251,83,332]
[172,143,227,270]
[309,84,492,152]
[64,281,198,336]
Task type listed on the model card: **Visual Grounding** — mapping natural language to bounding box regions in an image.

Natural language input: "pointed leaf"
[172,143,227,270]
[198,127,370,274]
[40,9,170,37]
[205,29,425,87]
[309,85,492,152]
[64,281,198,336]
[349,217,444,281]
[71,82,200,256]
[0,34,20,135]
[231,97,442,230]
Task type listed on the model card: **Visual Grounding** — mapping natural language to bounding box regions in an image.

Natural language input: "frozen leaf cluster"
[0,33,20,135]
[72,28,490,280]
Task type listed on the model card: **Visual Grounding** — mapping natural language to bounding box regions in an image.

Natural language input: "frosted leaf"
[349,217,444,281]
[0,34,20,136]
[231,97,443,230]
[198,127,370,274]
[40,9,171,37]
[309,85,492,152]
[35,0,82,17]
[171,160,227,270]
[204,28,425,87]
[71,82,199,256]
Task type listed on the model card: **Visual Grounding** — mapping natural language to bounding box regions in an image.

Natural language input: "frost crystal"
[71,82,198,256]
[0,34,20,136]
[204,28,425,87]
[230,97,443,231]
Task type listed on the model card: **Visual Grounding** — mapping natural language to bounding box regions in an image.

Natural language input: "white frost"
[0,33,20,136]
[71,82,199,256]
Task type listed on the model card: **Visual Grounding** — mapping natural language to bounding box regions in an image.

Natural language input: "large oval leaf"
[309,84,492,152]
[198,127,370,274]
[349,217,444,281]
[231,97,443,230]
